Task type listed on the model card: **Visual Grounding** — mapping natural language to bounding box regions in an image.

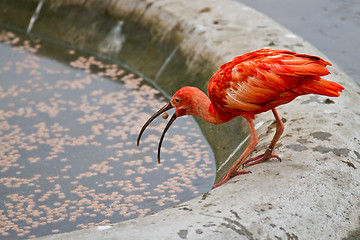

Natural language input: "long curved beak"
[157,113,177,163]
[137,102,177,163]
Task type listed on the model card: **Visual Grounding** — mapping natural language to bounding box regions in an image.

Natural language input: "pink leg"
[244,108,284,168]
[213,117,258,188]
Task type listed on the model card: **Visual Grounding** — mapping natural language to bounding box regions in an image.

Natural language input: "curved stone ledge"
[38,0,360,239]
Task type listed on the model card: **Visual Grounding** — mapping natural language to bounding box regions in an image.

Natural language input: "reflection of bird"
[137,49,344,188]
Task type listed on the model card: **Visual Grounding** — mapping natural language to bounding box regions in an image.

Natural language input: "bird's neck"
[206,102,237,124]
[190,90,236,124]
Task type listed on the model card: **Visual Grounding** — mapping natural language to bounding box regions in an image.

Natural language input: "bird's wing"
[209,49,332,113]
[224,61,288,112]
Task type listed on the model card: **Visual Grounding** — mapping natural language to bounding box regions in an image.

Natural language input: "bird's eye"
[175,98,179,102]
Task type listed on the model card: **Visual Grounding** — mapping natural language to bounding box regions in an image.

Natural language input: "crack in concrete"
[221,217,254,240]
[280,227,299,240]
[201,191,211,201]
[196,210,254,239]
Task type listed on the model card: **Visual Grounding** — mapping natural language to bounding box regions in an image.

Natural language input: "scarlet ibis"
[137,49,344,188]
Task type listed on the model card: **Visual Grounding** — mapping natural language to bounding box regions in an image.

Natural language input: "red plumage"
[137,49,344,188]
[208,49,343,119]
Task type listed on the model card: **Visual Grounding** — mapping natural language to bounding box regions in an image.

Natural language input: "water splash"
[98,20,125,55]
[27,0,44,34]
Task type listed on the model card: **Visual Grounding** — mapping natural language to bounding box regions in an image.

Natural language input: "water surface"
[0,30,215,239]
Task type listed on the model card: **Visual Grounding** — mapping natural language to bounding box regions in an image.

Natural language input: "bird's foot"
[243,149,281,168]
[212,170,251,189]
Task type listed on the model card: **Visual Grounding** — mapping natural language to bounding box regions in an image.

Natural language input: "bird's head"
[137,86,203,163]
[170,86,202,117]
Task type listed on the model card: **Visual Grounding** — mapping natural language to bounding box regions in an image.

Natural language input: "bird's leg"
[213,118,258,188]
[244,109,284,168]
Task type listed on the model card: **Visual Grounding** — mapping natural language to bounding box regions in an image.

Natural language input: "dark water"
[0,30,215,239]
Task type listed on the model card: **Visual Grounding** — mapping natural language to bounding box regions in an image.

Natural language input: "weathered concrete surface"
[37,0,360,239]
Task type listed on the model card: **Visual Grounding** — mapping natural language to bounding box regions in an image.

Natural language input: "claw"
[244,151,281,168]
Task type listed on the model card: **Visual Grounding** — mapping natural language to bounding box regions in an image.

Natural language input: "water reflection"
[26,0,44,34]
[98,20,125,56]
[0,31,215,239]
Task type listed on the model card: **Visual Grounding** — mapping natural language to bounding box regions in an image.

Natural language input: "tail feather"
[292,77,344,97]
